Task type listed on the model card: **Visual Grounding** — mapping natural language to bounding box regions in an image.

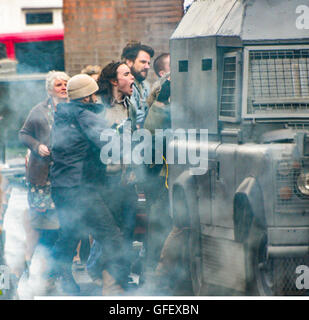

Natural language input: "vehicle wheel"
[245,219,274,295]
[171,227,193,295]
[172,179,209,295]
[189,212,207,295]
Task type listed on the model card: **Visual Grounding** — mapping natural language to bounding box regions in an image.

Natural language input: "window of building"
[25,12,53,25]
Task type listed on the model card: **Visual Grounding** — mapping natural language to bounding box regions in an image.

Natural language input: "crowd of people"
[16,41,174,297]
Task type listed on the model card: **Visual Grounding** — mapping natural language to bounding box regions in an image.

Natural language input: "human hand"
[38,144,50,157]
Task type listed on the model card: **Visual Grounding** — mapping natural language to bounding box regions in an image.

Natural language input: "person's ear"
[126,59,133,68]
[159,70,165,78]
[110,79,118,87]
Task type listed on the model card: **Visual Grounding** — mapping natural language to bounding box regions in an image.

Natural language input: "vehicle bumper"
[268,227,309,257]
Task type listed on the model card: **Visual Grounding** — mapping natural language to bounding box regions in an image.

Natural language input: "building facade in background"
[63,0,184,80]
[0,0,185,151]
[0,1,65,153]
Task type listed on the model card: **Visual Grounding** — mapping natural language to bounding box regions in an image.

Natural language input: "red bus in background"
[0,29,64,73]
[0,29,65,160]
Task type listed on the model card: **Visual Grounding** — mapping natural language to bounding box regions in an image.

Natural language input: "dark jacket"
[19,98,53,185]
[50,101,108,188]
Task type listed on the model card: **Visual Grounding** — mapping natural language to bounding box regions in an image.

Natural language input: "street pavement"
[1,186,147,299]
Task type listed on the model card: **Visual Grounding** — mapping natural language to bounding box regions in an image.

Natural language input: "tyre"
[189,208,208,295]
[245,219,274,295]
[172,185,206,295]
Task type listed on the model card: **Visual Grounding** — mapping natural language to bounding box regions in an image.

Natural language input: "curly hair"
[45,70,70,94]
[81,65,102,77]
[97,61,124,105]
[121,40,154,62]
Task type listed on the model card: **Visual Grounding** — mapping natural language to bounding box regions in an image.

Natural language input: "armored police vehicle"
[168,0,309,295]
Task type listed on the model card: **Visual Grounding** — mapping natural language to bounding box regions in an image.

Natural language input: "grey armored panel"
[170,37,218,133]
[202,235,246,292]
[171,0,240,39]
[242,0,309,42]
[172,0,309,42]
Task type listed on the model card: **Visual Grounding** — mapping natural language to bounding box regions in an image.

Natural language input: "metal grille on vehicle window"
[273,258,308,296]
[220,56,237,118]
[248,49,309,114]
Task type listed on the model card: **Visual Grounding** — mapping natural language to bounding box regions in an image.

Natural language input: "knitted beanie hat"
[67,74,98,100]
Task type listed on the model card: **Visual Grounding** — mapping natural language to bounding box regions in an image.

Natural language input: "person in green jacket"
[143,53,172,274]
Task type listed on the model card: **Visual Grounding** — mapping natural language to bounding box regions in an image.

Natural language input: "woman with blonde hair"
[19,70,70,257]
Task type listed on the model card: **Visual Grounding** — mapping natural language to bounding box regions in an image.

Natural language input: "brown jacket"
[102,97,136,130]
[99,97,137,176]
[19,98,53,186]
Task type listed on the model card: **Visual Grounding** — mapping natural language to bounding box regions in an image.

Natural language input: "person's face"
[89,93,97,103]
[50,79,68,100]
[83,93,97,104]
[116,64,135,97]
[127,50,151,82]
[159,55,171,77]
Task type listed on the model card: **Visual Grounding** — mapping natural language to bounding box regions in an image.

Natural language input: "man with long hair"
[86,62,138,293]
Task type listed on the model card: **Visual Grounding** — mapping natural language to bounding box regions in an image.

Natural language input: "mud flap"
[202,235,246,293]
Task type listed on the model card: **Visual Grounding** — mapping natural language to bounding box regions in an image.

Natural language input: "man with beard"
[120,43,155,278]
[121,41,154,128]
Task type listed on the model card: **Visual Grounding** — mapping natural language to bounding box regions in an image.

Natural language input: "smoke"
[0,77,46,154]
[17,245,51,299]
[4,0,302,300]
[15,41,64,74]
[3,188,28,277]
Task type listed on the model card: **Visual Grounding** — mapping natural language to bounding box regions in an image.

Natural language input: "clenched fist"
[38,144,50,157]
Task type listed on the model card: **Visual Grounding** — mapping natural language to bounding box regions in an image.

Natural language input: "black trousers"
[87,176,138,281]
[49,185,130,286]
